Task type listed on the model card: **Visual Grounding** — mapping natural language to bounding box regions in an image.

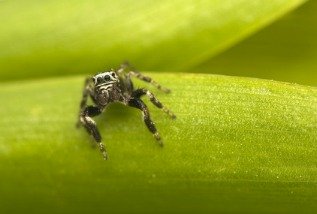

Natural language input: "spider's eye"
[104,75,111,81]
[97,77,103,84]
[111,72,116,78]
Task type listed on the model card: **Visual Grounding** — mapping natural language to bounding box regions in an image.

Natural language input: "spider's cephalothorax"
[77,63,176,160]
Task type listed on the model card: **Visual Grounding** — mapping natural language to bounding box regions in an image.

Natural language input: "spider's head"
[93,70,119,87]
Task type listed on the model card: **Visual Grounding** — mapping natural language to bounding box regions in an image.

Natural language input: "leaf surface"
[0,73,316,213]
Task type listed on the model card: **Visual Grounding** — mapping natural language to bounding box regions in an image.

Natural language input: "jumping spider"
[77,63,176,160]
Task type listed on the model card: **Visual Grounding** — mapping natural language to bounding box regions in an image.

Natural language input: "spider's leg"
[79,106,108,160]
[117,61,130,74]
[128,98,163,147]
[128,71,171,93]
[132,88,176,119]
[77,77,93,127]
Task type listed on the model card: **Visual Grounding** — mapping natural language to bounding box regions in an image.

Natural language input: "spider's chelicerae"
[77,63,176,160]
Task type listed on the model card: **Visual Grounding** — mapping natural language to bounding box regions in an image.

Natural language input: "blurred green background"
[1,0,315,85]
[196,0,317,86]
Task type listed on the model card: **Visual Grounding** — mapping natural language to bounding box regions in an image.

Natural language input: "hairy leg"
[118,62,171,93]
[132,88,176,119]
[79,106,108,160]
[128,98,163,146]
[129,71,171,93]
[77,77,93,127]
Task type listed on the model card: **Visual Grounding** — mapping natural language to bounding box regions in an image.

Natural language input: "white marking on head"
[93,71,118,85]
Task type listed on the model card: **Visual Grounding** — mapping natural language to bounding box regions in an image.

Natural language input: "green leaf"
[0,0,307,81]
[0,73,316,213]
[194,0,317,86]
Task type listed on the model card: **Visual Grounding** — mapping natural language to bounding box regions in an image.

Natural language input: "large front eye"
[97,77,103,84]
[104,75,111,81]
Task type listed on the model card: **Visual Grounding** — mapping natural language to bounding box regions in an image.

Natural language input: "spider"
[76,63,176,160]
